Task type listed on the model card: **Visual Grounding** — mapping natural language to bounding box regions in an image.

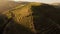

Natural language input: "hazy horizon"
[11,0,60,4]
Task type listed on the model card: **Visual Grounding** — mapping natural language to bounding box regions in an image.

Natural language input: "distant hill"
[52,3,60,5]
[51,3,60,8]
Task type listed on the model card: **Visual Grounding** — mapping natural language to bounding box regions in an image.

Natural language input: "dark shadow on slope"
[0,14,34,34]
[3,21,34,34]
[0,14,9,34]
[53,5,60,24]
[31,4,60,34]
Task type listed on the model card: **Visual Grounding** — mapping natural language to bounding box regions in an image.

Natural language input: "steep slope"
[0,2,41,34]
[0,1,28,29]
[0,2,60,34]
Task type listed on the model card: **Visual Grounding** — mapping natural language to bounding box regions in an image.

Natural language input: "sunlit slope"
[0,1,27,14]
[2,2,41,33]
[1,2,60,34]
[0,1,28,27]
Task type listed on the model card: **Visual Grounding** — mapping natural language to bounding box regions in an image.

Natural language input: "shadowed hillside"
[31,4,60,34]
[0,2,60,34]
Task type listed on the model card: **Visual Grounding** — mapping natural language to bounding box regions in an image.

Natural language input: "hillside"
[0,2,60,34]
[0,1,28,14]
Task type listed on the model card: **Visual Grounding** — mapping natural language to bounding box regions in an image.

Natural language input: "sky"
[12,0,60,4]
